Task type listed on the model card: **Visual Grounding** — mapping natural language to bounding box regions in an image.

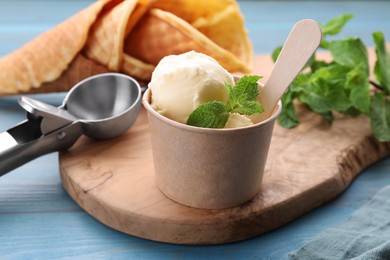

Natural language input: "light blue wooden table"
[1,1,389,259]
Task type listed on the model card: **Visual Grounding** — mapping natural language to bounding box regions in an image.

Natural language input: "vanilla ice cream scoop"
[224,113,253,128]
[148,51,234,124]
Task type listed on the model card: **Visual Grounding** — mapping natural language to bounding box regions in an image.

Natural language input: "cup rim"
[142,87,282,134]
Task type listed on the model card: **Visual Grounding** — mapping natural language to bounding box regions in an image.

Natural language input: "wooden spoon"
[257,19,322,121]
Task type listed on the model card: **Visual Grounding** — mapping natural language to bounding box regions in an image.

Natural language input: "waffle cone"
[124,8,251,74]
[121,54,155,81]
[84,0,156,79]
[150,0,253,69]
[0,0,253,95]
[0,0,111,95]
[83,0,138,71]
[26,54,111,94]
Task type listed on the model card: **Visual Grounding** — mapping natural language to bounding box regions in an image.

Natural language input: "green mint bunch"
[272,14,390,142]
[186,75,264,128]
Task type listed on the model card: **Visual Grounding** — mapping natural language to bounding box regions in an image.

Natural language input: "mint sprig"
[273,13,390,142]
[186,75,264,128]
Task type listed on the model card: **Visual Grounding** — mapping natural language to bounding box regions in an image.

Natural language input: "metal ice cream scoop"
[0,73,142,176]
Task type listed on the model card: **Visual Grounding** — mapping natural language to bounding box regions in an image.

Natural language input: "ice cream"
[224,113,254,128]
[148,51,254,128]
[148,51,233,124]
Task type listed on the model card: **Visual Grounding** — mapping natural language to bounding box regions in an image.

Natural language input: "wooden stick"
[258,19,322,121]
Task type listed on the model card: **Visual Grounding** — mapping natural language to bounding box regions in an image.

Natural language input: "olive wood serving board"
[59,53,390,244]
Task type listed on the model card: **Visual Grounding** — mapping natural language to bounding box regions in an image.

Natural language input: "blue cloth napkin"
[289,185,390,260]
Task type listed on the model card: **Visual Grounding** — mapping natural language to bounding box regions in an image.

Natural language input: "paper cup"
[142,85,281,209]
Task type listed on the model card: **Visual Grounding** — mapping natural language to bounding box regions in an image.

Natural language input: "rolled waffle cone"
[27,54,111,94]
[0,0,111,95]
[124,8,252,75]
[84,0,156,81]
[0,0,253,95]
[149,0,253,69]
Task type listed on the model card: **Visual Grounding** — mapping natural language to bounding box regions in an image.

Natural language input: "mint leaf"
[225,83,237,111]
[186,101,229,128]
[346,65,370,114]
[311,63,350,86]
[373,31,390,93]
[272,46,282,62]
[322,13,353,36]
[298,66,351,114]
[370,93,390,141]
[278,89,299,128]
[277,73,310,128]
[227,75,263,115]
[234,100,264,115]
[320,40,330,50]
[232,75,262,102]
[329,37,369,74]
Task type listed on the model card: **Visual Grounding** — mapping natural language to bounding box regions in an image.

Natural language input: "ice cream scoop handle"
[259,19,322,120]
[0,120,82,176]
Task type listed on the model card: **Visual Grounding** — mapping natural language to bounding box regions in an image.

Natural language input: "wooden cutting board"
[59,53,390,245]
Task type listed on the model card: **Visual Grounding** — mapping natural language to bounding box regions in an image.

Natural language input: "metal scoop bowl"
[0,73,142,176]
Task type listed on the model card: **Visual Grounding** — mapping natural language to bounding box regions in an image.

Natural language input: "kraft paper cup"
[142,85,281,209]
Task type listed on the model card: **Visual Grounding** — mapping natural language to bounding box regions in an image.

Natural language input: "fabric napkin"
[289,185,390,260]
